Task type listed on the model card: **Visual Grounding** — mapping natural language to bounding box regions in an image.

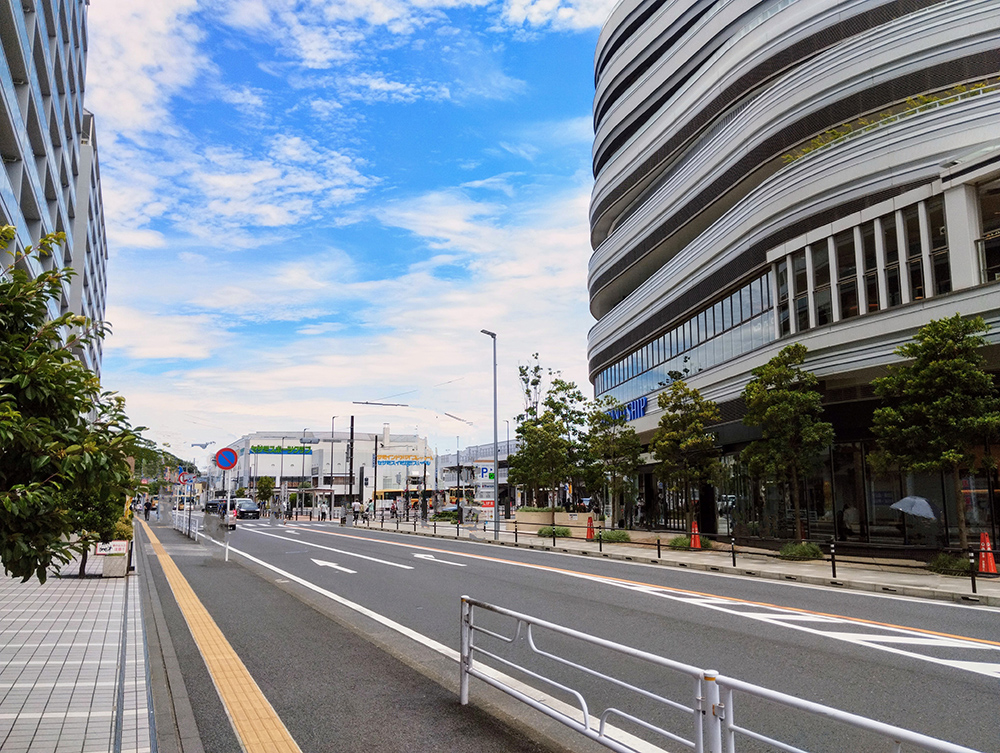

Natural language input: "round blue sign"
[215,447,238,470]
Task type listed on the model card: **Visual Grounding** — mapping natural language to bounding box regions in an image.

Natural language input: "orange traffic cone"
[979,532,997,575]
[586,517,594,541]
[691,521,701,549]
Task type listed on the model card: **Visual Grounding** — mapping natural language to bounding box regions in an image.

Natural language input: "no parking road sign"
[215,447,238,470]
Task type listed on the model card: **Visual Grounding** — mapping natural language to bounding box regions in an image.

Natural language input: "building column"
[943,183,981,290]
[918,200,934,297]
[874,216,889,310]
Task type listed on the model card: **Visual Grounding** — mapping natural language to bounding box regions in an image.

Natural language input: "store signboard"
[474,460,495,520]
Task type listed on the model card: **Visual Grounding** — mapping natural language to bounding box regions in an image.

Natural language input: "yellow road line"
[140,521,301,753]
[290,525,1000,648]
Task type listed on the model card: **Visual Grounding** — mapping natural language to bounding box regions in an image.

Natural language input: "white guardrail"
[171,509,202,539]
[459,597,981,753]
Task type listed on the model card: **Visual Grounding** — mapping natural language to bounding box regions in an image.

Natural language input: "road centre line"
[139,521,302,753]
[245,529,413,569]
[287,526,1000,651]
[209,539,661,753]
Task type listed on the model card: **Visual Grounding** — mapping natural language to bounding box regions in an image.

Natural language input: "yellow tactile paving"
[140,521,302,753]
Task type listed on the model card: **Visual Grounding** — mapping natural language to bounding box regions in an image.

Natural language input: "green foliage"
[587,396,642,525]
[0,228,142,582]
[537,526,571,538]
[235,487,247,497]
[596,529,631,543]
[741,344,833,539]
[254,476,275,505]
[432,510,459,522]
[651,380,720,523]
[112,513,134,542]
[779,541,824,560]
[927,552,972,576]
[668,535,713,549]
[870,315,1000,550]
[517,506,558,513]
[782,79,1000,163]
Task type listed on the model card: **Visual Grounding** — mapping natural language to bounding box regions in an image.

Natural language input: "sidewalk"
[343,515,1000,606]
[2,518,997,753]
[0,554,152,753]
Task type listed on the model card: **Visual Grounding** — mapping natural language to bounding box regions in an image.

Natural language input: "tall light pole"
[503,418,510,518]
[481,329,499,541]
[329,416,337,520]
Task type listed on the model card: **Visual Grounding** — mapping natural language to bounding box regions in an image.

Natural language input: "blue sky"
[85,0,617,466]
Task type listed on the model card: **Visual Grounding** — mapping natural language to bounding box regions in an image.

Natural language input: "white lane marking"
[212,540,662,753]
[312,558,357,574]
[284,527,1000,678]
[414,553,466,567]
[246,529,413,569]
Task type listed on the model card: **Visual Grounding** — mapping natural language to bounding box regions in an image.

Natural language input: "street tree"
[508,412,570,507]
[651,379,720,529]
[255,476,275,507]
[741,344,833,540]
[587,397,642,525]
[1,228,141,582]
[870,315,1000,550]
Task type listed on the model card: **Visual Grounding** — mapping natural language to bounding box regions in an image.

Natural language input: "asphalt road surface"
[147,518,998,752]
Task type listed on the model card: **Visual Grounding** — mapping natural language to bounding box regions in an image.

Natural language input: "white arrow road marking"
[311,558,356,574]
[210,541,663,753]
[413,553,466,567]
[246,529,413,569]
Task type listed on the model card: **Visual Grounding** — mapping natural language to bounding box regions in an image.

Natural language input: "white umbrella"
[890,496,936,520]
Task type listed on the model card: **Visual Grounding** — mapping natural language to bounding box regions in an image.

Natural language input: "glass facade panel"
[834,230,855,280]
[881,214,899,265]
[839,279,858,319]
[812,239,830,287]
[741,283,753,320]
[886,265,902,307]
[903,206,921,259]
[779,302,790,335]
[861,222,877,271]
[814,287,833,326]
[777,260,789,301]
[795,294,809,332]
[792,251,806,297]
[865,271,880,312]
[908,258,925,301]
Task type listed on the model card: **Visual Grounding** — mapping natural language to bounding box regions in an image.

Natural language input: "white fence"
[459,597,981,753]
[171,509,202,540]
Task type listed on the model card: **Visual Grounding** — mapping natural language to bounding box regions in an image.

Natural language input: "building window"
[861,221,879,312]
[881,214,902,307]
[902,206,924,300]
[792,250,808,331]
[979,180,1000,282]
[834,230,858,319]
[777,259,790,335]
[812,240,833,325]
[927,197,951,294]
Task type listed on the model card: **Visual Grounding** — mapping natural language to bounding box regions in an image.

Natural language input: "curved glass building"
[589,0,1000,549]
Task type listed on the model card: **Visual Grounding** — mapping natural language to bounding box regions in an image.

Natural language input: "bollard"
[413,519,417,532]
[514,522,518,544]
[970,551,977,594]
[552,525,557,547]
[309,509,313,521]
[657,538,661,559]
[457,521,461,539]
[731,536,736,567]
[830,540,837,579]
[381,512,385,529]
[598,525,603,553]
[433,520,437,535]
[396,517,400,531]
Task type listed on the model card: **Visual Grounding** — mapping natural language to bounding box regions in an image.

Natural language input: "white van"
[219,499,238,530]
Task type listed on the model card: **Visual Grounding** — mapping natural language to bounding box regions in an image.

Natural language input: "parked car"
[235,499,260,519]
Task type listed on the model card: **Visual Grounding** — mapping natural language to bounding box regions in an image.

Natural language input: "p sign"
[215,447,238,470]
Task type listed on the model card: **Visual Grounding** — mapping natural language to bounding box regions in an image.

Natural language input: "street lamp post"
[504,418,511,518]
[481,329,499,541]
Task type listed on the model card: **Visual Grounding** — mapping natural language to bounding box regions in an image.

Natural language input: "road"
[148,517,998,752]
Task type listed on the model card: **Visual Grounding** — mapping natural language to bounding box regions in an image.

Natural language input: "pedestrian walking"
[352,499,361,523]
[143,499,151,521]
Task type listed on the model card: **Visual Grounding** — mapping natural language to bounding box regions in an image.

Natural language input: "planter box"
[102,553,128,577]
[514,509,554,535]
[554,512,596,539]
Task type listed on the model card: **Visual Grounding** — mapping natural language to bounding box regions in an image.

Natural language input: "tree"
[587,397,642,525]
[870,315,1000,550]
[508,412,570,506]
[255,476,275,506]
[741,344,833,540]
[651,380,720,529]
[0,228,141,582]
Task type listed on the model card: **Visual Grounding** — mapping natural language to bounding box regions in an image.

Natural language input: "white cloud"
[502,0,618,30]
[103,306,224,360]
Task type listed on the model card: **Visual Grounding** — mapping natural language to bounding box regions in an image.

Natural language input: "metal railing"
[459,597,981,753]
[171,509,201,540]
